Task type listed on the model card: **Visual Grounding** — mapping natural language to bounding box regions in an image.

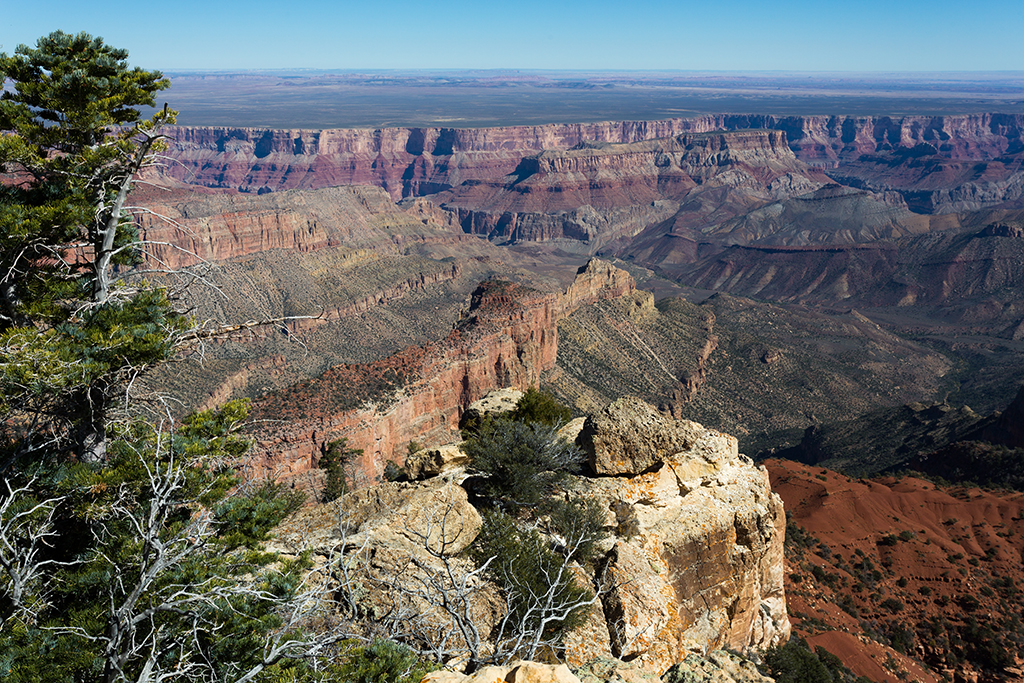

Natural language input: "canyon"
[159,114,1024,201]
[130,110,1024,681]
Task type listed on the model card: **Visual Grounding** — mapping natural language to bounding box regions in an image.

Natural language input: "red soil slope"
[766,459,1024,683]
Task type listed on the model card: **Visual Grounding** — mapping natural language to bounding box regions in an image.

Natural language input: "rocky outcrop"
[579,397,704,476]
[246,260,635,481]
[425,662,581,683]
[426,652,774,683]
[570,398,789,670]
[274,395,787,678]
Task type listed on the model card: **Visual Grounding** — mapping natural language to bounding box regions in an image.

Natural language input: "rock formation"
[246,260,635,481]
[158,114,1024,201]
[272,394,788,678]
[567,398,789,670]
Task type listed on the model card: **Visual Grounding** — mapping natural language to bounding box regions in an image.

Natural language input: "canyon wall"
[246,260,635,481]
[134,184,470,269]
[434,130,821,248]
[159,114,1024,199]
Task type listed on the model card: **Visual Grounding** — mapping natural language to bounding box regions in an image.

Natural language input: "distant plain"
[161,70,1024,129]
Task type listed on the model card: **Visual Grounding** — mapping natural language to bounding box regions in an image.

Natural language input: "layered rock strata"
[246,260,635,481]
[159,114,1024,199]
[432,131,827,250]
[134,184,470,269]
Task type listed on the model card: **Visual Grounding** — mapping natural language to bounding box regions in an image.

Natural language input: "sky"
[2,0,1023,73]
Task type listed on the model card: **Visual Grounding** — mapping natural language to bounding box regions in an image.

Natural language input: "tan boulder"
[405,444,471,480]
[423,661,581,683]
[340,477,482,555]
[460,387,526,429]
[578,396,704,475]
[574,398,789,673]
[603,541,673,660]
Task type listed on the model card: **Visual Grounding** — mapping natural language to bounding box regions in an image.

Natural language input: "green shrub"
[319,437,362,502]
[333,639,437,683]
[880,597,904,613]
[547,496,609,567]
[510,388,572,426]
[463,418,583,509]
[472,509,594,648]
[759,638,834,683]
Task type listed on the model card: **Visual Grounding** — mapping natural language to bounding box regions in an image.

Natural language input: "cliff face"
[432,130,825,250]
[134,184,469,269]
[246,260,635,481]
[159,118,735,199]
[159,114,1024,203]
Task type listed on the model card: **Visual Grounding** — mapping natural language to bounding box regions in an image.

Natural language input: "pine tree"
[0,32,343,682]
[1,30,179,466]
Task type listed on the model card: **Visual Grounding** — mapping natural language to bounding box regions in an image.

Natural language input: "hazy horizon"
[155,70,1024,129]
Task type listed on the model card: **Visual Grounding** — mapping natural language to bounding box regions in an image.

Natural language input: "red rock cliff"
[245,260,635,482]
[158,114,1024,199]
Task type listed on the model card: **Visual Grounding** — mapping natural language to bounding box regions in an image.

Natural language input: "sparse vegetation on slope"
[771,459,1024,682]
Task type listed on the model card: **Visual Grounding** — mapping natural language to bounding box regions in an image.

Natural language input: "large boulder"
[573,397,789,672]
[578,396,704,475]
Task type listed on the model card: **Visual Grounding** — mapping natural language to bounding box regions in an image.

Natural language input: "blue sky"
[2,0,1022,72]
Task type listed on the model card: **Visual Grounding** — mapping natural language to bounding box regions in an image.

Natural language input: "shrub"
[511,388,573,426]
[463,417,584,509]
[334,639,437,683]
[319,437,362,502]
[547,496,609,566]
[880,597,904,613]
[759,637,835,683]
[472,509,594,648]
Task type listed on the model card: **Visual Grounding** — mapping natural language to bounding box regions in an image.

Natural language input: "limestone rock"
[575,397,789,672]
[460,387,525,429]
[574,657,662,683]
[405,444,470,480]
[603,541,673,659]
[661,651,774,683]
[340,477,481,555]
[557,416,587,444]
[563,565,614,668]
[578,396,704,475]
[423,661,581,683]
[575,651,771,683]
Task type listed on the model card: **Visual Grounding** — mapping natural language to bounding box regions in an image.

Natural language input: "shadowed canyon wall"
[160,114,1024,200]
